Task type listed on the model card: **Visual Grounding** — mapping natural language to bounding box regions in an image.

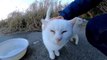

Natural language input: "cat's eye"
[61,31,67,34]
[50,30,55,34]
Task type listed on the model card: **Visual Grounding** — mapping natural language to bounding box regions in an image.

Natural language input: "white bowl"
[0,38,29,60]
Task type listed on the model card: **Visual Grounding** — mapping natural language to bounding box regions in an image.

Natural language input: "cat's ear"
[41,19,49,30]
[41,19,49,25]
[68,19,76,27]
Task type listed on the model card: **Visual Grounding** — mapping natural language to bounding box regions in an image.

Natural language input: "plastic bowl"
[0,38,29,60]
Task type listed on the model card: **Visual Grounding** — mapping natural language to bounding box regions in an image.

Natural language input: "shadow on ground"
[0,26,107,60]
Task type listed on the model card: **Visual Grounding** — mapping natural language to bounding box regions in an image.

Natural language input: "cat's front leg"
[74,34,79,45]
[54,50,60,56]
[48,50,55,59]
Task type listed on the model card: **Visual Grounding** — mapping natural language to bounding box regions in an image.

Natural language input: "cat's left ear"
[68,19,76,27]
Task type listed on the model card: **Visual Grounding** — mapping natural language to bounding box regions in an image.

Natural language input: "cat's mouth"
[56,40,62,45]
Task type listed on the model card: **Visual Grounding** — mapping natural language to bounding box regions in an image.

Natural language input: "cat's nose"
[56,38,62,42]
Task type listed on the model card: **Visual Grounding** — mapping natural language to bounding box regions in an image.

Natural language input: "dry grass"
[0,0,104,34]
[0,0,62,34]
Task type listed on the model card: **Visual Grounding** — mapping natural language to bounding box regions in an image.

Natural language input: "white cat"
[70,17,87,45]
[42,19,75,59]
[41,3,78,59]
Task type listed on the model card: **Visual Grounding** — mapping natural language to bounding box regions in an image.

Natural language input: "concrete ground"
[0,25,107,60]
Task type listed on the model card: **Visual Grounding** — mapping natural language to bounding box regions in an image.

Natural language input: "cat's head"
[41,19,75,45]
[72,17,87,25]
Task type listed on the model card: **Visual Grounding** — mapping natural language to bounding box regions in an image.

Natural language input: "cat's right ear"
[41,19,49,30]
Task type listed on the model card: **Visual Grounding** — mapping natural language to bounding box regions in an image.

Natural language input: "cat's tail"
[45,2,53,20]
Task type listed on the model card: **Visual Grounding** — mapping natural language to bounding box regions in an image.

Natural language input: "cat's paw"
[55,50,60,56]
[50,54,55,60]
[49,52,55,59]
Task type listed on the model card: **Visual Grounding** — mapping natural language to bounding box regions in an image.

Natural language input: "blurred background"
[0,0,106,34]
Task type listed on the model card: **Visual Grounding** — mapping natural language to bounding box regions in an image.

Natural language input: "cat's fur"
[70,17,87,45]
[41,2,78,59]
[42,19,74,59]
